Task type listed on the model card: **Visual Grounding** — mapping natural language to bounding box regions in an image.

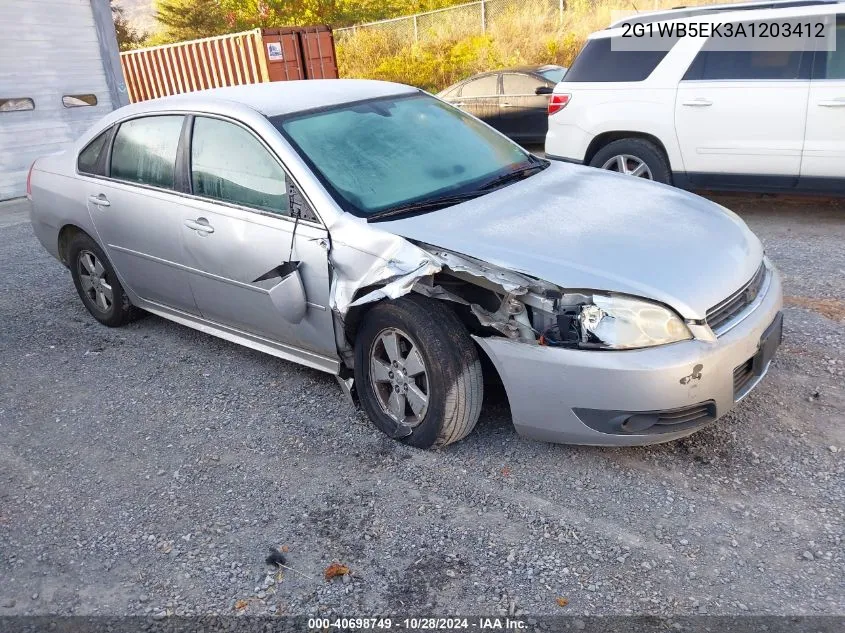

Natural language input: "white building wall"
[0,0,118,199]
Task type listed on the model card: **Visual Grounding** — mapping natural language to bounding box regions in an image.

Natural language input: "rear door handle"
[184,218,214,234]
[87,194,110,207]
[818,98,845,107]
[681,98,713,107]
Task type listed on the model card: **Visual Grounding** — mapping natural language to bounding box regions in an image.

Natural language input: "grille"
[733,357,755,397]
[707,264,766,333]
[653,402,716,428]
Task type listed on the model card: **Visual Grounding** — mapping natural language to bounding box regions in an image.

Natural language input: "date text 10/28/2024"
[307,617,527,630]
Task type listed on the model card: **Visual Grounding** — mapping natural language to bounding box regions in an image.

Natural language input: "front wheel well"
[57,224,90,267]
[584,131,670,166]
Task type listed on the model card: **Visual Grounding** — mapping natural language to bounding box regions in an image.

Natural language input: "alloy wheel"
[600,154,654,179]
[369,327,429,427]
[77,250,113,313]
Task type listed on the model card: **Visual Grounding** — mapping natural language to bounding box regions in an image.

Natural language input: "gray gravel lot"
[0,194,843,618]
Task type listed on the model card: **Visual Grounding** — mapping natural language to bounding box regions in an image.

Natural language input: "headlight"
[578,295,692,349]
[536,293,692,350]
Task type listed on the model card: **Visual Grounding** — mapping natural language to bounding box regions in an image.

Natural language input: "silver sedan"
[28,80,783,448]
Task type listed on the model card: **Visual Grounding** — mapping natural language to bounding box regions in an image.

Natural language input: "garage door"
[0,0,118,200]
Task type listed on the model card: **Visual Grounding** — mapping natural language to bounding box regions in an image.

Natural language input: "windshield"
[538,67,566,83]
[273,93,537,218]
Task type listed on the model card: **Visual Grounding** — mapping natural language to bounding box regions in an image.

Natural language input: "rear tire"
[589,138,672,185]
[354,295,483,449]
[68,233,139,327]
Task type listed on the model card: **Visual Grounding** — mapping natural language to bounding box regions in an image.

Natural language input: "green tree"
[154,0,231,42]
[111,1,146,50]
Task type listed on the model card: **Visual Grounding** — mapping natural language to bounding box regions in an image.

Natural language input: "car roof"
[438,65,565,93]
[608,0,842,27]
[506,64,566,74]
[120,79,419,118]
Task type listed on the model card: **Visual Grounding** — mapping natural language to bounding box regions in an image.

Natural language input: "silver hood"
[379,162,763,320]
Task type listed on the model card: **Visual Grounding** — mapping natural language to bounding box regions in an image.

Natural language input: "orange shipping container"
[120,26,338,103]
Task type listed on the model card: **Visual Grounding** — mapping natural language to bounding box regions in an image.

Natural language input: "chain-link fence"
[335,0,564,43]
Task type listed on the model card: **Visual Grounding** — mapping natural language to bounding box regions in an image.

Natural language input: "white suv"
[545,0,845,194]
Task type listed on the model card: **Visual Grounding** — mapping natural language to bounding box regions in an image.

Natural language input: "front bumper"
[474,266,784,446]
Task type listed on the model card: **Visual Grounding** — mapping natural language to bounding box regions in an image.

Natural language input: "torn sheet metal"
[326,220,556,323]
[330,230,441,316]
[329,238,442,315]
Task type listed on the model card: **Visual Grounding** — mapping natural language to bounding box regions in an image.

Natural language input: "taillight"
[548,93,571,115]
[26,161,35,199]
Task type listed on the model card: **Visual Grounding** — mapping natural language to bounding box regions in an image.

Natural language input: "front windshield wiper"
[478,160,547,191]
[366,157,549,223]
[366,191,485,223]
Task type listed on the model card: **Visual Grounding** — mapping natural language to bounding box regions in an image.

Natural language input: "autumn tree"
[111,1,146,50]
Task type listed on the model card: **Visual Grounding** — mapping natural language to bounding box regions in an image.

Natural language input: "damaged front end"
[403,245,692,353]
[330,237,693,364]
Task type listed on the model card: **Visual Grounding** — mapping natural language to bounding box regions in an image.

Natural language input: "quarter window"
[460,75,498,97]
[110,116,184,189]
[190,117,288,215]
[77,129,111,175]
[563,37,671,82]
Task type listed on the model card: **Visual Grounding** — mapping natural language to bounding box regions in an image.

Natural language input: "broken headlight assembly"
[534,293,692,350]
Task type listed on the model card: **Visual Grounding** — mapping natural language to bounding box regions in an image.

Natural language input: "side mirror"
[535,86,554,95]
[267,261,307,324]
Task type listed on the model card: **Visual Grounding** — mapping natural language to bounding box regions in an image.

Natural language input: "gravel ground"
[0,194,843,618]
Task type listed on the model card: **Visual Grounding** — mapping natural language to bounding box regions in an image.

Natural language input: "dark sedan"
[437,65,566,144]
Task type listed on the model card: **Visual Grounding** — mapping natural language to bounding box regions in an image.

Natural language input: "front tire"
[68,233,138,327]
[354,295,483,449]
[589,138,671,185]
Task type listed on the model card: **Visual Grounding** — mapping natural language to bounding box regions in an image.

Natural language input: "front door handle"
[818,98,845,107]
[87,194,110,207]
[184,218,214,234]
[681,98,713,107]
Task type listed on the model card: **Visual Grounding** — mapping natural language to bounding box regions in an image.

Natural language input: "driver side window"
[190,117,289,215]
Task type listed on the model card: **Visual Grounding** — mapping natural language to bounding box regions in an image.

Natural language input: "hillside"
[115,0,156,33]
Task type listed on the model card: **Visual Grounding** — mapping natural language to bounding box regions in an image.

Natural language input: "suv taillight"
[26,161,35,199]
[548,93,571,115]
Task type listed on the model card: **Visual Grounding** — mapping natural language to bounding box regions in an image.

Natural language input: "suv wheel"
[354,295,483,449]
[589,138,671,184]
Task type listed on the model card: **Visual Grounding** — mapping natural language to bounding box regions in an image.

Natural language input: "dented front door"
[178,114,335,357]
[180,201,335,356]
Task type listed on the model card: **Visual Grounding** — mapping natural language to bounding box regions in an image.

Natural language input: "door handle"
[87,194,110,207]
[681,98,713,107]
[501,102,515,107]
[818,99,845,107]
[184,218,214,234]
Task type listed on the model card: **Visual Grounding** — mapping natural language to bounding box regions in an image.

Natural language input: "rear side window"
[190,117,289,215]
[77,129,110,175]
[502,73,544,94]
[563,37,670,82]
[813,16,845,79]
[460,75,498,97]
[684,49,805,80]
[110,116,184,189]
